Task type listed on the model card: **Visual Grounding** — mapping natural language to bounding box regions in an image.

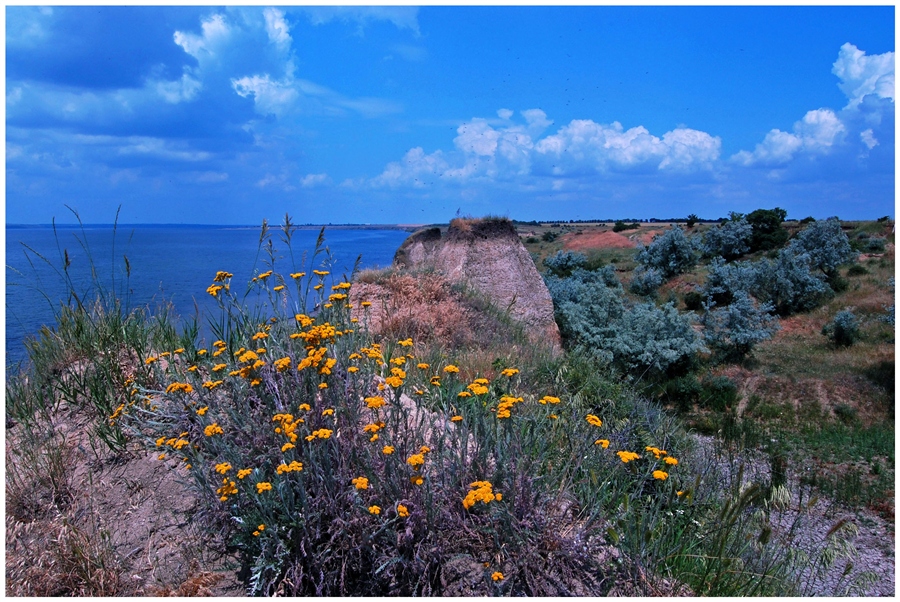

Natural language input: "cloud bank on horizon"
[6,6,895,224]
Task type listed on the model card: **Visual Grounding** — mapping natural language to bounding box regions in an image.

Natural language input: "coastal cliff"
[368,217,561,349]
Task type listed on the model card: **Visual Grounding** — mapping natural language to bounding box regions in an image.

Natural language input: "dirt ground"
[6,406,244,596]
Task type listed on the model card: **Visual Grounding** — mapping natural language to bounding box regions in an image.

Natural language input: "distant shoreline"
[7,223,428,232]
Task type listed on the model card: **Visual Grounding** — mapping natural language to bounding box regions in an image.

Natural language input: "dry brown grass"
[352,271,486,347]
[6,493,126,596]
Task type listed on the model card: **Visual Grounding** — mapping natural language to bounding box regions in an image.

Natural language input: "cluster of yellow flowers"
[217,478,238,501]
[462,480,501,510]
[165,382,194,394]
[496,395,524,419]
[305,428,333,442]
[276,461,304,474]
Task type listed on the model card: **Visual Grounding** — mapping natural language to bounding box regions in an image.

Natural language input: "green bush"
[684,291,704,312]
[612,220,640,233]
[746,207,789,252]
[700,377,738,412]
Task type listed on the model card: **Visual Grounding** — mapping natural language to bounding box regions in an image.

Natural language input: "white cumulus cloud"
[832,42,894,108]
[535,120,719,174]
[733,108,845,167]
[372,109,720,188]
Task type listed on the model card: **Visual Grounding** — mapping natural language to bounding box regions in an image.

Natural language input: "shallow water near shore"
[6,225,410,369]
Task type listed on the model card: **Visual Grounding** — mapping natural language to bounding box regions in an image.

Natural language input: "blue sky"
[5,5,895,225]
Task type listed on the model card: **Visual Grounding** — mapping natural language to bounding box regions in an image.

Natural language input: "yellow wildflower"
[215,462,232,474]
[204,423,223,436]
[352,476,369,490]
[443,365,459,374]
[368,505,381,515]
[462,480,497,510]
[539,395,561,404]
[397,504,409,517]
[501,368,519,377]
[410,475,424,486]
[212,363,227,372]
[617,450,640,463]
[382,445,395,455]
[492,572,504,582]
[406,453,425,470]
[652,470,669,481]
[166,382,194,394]
[451,415,463,422]
[664,457,679,466]
[585,414,603,427]
[197,406,208,416]
[237,469,252,479]
[398,338,413,347]
[365,396,386,409]
[290,272,305,279]
[595,439,610,448]
[256,482,273,493]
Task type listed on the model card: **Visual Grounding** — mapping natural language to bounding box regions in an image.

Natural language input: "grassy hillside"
[5,215,891,595]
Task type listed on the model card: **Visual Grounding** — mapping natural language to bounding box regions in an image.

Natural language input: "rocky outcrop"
[393,217,561,349]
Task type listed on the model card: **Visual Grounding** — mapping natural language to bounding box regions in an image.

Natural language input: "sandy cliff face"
[392,218,561,349]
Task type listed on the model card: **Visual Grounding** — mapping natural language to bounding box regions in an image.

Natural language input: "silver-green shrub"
[543,250,587,277]
[629,266,665,296]
[635,226,698,278]
[822,308,861,347]
[547,267,705,378]
[787,217,857,279]
[702,291,779,362]
[700,216,752,260]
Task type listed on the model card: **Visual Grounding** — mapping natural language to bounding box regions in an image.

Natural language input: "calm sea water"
[6,225,410,369]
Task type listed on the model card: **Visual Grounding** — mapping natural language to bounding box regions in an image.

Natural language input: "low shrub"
[699,376,738,412]
[629,266,664,297]
[543,250,587,277]
[635,226,697,278]
[702,292,779,363]
[822,309,860,347]
[700,216,752,260]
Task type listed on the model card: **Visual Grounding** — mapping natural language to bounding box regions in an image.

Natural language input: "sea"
[5,225,411,370]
